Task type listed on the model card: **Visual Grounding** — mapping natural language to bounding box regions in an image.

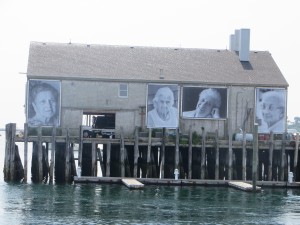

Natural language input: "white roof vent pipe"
[234,29,240,52]
[229,34,235,51]
[239,28,250,62]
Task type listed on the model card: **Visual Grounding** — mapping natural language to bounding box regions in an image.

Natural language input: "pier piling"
[3,123,300,184]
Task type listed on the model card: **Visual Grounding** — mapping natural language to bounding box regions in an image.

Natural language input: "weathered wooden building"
[5,29,296,184]
[26,29,288,138]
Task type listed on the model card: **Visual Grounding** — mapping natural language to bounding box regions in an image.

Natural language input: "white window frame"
[119,83,128,98]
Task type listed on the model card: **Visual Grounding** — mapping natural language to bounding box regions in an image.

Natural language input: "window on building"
[119,83,128,98]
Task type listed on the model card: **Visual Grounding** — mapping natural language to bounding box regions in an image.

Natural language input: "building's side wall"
[228,86,255,137]
[61,80,146,110]
[60,80,147,136]
[59,80,258,138]
[61,108,83,129]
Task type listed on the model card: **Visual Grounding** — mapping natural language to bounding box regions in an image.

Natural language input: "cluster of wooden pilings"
[3,123,300,184]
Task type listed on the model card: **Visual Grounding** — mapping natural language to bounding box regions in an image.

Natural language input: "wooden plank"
[229,181,261,192]
[122,178,144,189]
[73,177,300,188]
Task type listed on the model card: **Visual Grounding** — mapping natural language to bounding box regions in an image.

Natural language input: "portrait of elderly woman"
[182,87,227,119]
[27,80,61,127]
[256,88,286,133]
[147,84,179,128]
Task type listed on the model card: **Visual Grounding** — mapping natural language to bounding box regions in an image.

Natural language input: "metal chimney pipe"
[234,29,240,52]
[229,34,235,51]
[239,28,250,61]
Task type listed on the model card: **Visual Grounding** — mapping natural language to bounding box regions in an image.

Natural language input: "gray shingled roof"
[27,41,288,87]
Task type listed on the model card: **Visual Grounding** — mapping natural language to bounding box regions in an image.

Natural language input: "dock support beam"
[280,132,287,181]
[120,127,125,177]
[91,141,97,176]
[188,126,192,179]
[252,123,258,192]
[160,128,166,178]
[4,123,18,182]
[97,146,105,177]
[146,128,152,178]
[228,128,233,180]
[38,126,43,182]
[24,123,28,183]
[49,126,56,184]
[175,128,180,176]
[242,130,247,180]
[106,142,111,177]
[78,125,83,169]
[294,133,299,180]
[214,129,219,180]
[201,127,206,179]
[134,126,139,178]
[65,128,71,182]
[268,132,274,181]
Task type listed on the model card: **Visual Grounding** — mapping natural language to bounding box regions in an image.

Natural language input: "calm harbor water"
[1,131,300,224]
[1,182,300,225]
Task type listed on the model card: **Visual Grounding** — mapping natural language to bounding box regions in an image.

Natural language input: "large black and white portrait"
[147,84,179,128]
[256,88,286,133]
[27,79,61,127]
[182,86,227,119]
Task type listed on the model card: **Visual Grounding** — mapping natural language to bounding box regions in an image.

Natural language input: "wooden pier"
[74,176,300,189]
[3,123,300,187]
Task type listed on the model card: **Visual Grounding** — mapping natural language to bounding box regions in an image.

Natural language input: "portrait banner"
[181,86,227,119]
[146,84,179,128]
[255,88,286,134]
[27,79,61,127]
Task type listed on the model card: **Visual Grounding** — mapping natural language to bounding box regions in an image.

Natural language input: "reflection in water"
[0,182,300,224]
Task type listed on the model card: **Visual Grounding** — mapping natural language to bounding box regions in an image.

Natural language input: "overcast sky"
[0,0,299,129]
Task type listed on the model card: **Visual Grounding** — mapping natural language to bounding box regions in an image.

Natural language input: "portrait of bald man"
[147,84,179,128]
